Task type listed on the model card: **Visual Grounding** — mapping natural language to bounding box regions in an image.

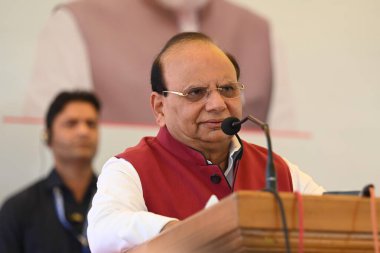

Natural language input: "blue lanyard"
[53,187,91,253]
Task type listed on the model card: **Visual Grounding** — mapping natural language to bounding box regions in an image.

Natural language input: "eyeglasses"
[162,82,244,103]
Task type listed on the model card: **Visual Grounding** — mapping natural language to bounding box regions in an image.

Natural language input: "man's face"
[49,101,99,164]
[155,41,243,150]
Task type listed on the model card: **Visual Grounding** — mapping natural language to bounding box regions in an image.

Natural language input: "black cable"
[264,189,291,253]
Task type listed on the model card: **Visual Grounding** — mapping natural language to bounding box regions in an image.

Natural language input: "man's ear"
[42,130,51,146]
[150,92,166,127]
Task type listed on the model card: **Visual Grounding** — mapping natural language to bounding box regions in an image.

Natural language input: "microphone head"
[221,117,241,135]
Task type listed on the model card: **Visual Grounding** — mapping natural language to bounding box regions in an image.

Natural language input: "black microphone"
[221,117,241,135]
[221,116,277,191]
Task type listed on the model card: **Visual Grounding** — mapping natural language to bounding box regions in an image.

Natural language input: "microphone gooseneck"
[221,116,277,191]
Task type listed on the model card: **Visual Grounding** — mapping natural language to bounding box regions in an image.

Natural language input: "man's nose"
[77,122,91,135]
[205,89,227,112]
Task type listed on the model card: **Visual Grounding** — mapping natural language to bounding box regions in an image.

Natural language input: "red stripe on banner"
[3,115,312,139]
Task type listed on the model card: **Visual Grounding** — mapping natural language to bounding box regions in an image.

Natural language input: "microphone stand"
[227,115,289,252]
[233,115,277,191]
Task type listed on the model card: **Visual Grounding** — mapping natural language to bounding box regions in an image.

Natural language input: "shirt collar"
[224,136,242,176]
[45,169,97,192]
[45,169,65,190]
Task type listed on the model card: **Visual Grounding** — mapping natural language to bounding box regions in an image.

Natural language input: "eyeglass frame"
[161,82,245,103]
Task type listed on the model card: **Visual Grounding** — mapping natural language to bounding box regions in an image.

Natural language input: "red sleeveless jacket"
[117,127,292,220]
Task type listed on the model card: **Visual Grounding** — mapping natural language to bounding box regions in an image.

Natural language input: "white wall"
[234,0,380,192]
[1,0,380,204]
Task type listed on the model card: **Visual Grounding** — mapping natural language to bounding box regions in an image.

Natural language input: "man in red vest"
[87,32,324,253]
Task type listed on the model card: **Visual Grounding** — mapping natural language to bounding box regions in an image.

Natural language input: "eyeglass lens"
[185,83,243,102]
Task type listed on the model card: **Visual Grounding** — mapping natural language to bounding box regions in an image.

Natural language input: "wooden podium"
[127,191,380,253]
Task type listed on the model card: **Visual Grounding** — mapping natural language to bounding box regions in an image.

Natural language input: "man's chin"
[202,130,231,143]
[72,151,96,162]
